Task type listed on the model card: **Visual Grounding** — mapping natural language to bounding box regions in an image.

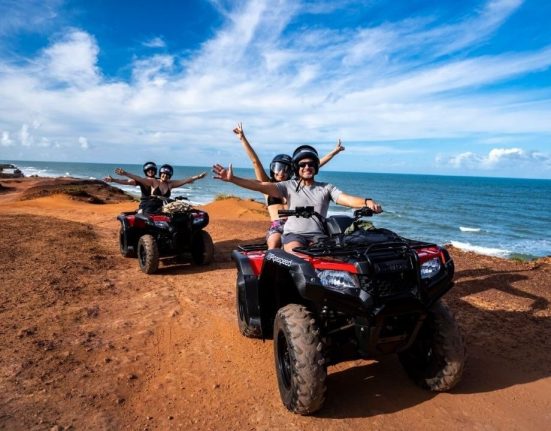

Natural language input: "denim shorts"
[281,232,327,246]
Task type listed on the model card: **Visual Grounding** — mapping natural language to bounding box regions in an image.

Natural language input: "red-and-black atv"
[232,206,465,415]
[117,197,214,273]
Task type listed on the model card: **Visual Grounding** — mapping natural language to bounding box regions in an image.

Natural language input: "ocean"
[4,160,550,260]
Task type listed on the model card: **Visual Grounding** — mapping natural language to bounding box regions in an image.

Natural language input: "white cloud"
[38,137,51,147]
[131,54,174,86]
[445,147,550,170]
[0,0,61,36]
[20,124,33,147]
[1,131,14,146]
[143,36,166,48]
[427,0,523,56]
[78,136,89,149]
[41,30,100,87]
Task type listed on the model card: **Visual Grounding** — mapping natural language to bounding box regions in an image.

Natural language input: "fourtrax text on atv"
[233,206,466,415]
[117,196,214,274]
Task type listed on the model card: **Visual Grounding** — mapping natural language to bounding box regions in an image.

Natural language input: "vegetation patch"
[214,193,242,201]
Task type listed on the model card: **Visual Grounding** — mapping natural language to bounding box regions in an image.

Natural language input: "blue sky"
[1,0,550,178]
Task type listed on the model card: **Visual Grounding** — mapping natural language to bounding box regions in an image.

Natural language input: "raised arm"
[336,193,383,213]
[169,172,207,189]
[103,175,137,186]
[212,163,282,198]
[114,168,155,187]
[319,139,345,168]
[233,123,270,182]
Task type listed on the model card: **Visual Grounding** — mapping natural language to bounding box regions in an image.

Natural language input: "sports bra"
[267,195,284,206]
[151,185,171,198]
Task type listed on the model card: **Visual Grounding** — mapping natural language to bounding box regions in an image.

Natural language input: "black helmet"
[269,154,293,180]
[143,161,157,176]
[159,164,174,178]
[292,145,319,175]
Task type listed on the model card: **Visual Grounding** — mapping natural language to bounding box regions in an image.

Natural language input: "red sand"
[1,177,550,430]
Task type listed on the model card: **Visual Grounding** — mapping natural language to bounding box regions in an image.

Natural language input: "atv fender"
[257,249,324,336]
[117,214,138,254]
[232,250,262,336]
[260,249,320,300]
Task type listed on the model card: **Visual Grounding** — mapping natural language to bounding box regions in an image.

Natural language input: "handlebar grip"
[354,207,374,218]
[278,210,295,217]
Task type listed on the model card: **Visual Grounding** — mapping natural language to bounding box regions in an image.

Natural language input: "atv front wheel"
[191,231,214,265]
[273,304,326,415]
[119,225,136,258]
[398,300,466,391]
[137,234,159,274]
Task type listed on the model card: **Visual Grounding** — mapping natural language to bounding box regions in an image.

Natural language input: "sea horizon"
[3,158,551,181]
[2,159,550,260]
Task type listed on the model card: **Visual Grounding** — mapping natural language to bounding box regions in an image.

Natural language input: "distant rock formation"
[0,163,24,179]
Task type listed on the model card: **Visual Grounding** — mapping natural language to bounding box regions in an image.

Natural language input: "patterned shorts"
[266,219,285,241]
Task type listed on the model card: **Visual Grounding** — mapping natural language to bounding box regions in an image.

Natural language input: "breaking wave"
[459,226,481,232]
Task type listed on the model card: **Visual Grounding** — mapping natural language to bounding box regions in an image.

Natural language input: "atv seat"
[325,215,354,235]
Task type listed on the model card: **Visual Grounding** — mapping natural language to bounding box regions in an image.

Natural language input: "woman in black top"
[114,164,207,214]
[104,161,158,211]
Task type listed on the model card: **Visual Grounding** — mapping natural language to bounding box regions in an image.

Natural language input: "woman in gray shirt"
[213,145,382,254]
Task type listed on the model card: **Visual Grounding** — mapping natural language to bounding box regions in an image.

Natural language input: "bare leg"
[283,240,307,255]
[267,232,282,249]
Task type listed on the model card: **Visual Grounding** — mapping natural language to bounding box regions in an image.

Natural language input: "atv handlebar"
[279,206,374,220]
[278,206,316,218]
[353,207,374,218]
[278,205,377,240]
[151,195,189,203]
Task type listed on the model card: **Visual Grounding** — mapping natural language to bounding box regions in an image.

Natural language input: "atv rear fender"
[232,250,263,336]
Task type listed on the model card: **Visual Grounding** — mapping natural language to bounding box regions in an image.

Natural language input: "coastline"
[2,175,549,261]
[4,161,551,259]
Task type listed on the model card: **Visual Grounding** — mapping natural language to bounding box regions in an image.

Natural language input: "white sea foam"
[450,241,510,258]
[18,166,56,177]
[459,226,481,232]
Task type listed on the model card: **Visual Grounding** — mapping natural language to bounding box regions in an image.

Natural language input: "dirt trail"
[1,178,550,430]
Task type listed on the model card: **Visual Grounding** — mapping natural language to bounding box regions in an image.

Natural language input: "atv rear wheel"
[236,281,261,338]
[119,225,136,258]
[273,304,326,415]
[191,231,214,265]
[137,234,159,274]
[399,300,466,391]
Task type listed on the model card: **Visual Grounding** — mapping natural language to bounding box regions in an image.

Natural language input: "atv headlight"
[154,221,169,229]
[420,258,441,279]
[316,270,360,290]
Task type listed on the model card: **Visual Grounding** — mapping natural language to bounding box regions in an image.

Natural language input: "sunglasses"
[298,161,316,168]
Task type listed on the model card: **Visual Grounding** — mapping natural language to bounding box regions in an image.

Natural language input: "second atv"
[117,197,214,273]
[233,206,466,415]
